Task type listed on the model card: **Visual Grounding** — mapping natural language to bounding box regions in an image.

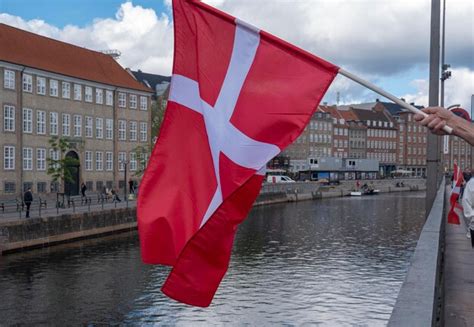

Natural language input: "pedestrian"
[128,179,135,195]
[81,182,87,198]
[111,189,122,202]
[414,107,474,146]
[23,187,33,218]
[462,174,474,247]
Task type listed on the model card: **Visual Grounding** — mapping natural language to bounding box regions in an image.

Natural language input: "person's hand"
[413,106,456,135]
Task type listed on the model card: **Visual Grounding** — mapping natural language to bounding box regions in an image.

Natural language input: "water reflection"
[0,192,425,325]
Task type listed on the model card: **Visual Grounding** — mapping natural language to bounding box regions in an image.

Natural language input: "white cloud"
[0,0,472,107]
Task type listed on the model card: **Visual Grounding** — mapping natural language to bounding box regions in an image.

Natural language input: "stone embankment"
[0,178,425,254]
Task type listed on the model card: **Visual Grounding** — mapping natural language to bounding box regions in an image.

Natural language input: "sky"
[0,0,472,110]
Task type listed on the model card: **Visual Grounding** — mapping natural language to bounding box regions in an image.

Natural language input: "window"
[96,152,103,171]
[4,182,15,193]
[62,113,70,136]
[96,181,104,192]
[23,108,33,133]
[85,151,92,171]
[130,121,137,141]
[96,89,103,104]
[118,152,126,171]
[106,90,113,106]
[50,112,58,135]
[23,74,32,92]
[85,86,93,102]
[36,110,46,135]
[37,77,46,95]
[85,116,93,138]
[49,148,60,169]
[37,182,47,193]
[74,115,82,137]
[118,120,126,140]
[140,122,147,142]
[95,118,103,138]
[106,119,113,140]
[130,152,137,171]
[4,69,15,89]
[49,79,58,97]
[4,146,15,170]
[118,93,126,108]
[130,95,137,109]
[106,152,113,171]
[86,181,93,192]
[36,148,46,171]
[23,147,33,171]
[62,82,71,98]
[74,84,82,101]
[3,105,15,132]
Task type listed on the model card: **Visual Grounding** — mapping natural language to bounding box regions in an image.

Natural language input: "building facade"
[0,23,153,196]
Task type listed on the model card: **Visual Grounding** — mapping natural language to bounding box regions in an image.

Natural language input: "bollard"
[88,199,91,212]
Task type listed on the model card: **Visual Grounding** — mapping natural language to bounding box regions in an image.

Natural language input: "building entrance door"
[64,150,80,196]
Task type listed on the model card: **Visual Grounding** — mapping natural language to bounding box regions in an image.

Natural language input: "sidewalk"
[444,205,474,325]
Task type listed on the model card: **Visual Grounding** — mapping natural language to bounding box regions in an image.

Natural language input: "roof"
[0,23,151,93]
[351,107,391,122]
[338,109,359,121]
[132,70,171,95]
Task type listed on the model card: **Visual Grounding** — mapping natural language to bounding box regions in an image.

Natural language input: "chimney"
[375,98,380,102]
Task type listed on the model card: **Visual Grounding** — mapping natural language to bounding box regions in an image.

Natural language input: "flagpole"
[338,68,453,134]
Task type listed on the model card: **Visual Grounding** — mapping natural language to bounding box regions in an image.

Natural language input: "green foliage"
[46,136,80,185]
[152,98,166,138]
[132,144,152,177]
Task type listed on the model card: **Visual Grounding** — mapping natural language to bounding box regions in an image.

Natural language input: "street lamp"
[120,159,128,208]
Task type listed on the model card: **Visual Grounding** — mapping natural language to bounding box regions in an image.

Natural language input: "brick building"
[319,105,349,158]
[0,23,153,196]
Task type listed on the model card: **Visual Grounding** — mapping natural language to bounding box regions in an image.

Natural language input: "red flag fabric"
[448,163,464,224]
[138,0,339,307]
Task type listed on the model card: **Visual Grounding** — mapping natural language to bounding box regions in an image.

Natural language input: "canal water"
[0,192,425,326]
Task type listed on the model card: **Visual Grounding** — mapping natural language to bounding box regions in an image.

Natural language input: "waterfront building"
[319,105,349,159]
[0,23,153,196]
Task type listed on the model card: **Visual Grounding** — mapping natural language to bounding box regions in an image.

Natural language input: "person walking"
[81,182,87,198]
[128,179,135,195]
[461,175,474,247]
[23,188,33,218]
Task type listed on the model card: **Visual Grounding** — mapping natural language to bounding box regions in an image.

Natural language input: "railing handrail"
[388,177,445,326]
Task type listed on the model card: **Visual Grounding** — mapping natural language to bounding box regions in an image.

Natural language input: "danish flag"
[138,0,338,307]
[448,162,464,224]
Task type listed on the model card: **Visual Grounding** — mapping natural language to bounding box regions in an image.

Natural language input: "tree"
[46,136,80,191]
[152,99,166,138]
[132,144,152,178]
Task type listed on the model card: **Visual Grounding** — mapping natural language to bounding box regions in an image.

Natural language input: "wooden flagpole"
[338,68,453,134]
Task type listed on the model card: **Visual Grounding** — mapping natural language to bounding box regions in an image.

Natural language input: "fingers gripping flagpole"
[338,68,453,134]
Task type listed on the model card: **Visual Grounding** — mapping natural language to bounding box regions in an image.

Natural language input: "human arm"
[462,181,474,221]
[413,107,474,146]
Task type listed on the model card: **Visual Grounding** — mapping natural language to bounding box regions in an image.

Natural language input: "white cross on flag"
[138,0,339,307]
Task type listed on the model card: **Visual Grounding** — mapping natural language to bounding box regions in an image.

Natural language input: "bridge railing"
[388,177,445,326]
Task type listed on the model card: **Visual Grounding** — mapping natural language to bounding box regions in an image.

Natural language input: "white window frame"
[118,93,126,108]
[36,148,46,171]
[23,147,33,171]
[4,146,15,170]
[95,151,103,171]
[3,105,15,132]
[140,96,148,110]
[129,121,137,141]
[85,151,93,171]
[74,114,82,137]
[106,152,113,171]
[74,84,82,101]
[85,116,93,138]
[36,110,46,135]
[4,69,15,89]
[49,148,60,169]
[118,120,126,141]
[130,152,137,171]
[23,108,33,133]
[106,90,113,106]
[130,95,137,109]
[118,152,126,171]
[62,113,70,136]
[95,117,103,139]
[140,122,147,142]
[23,74,33,93]
[36,76,46,95]
[62,82,71,98]
[50,112,58,136]
[85,86,93,102]
[49,79,58,97]
[96,88,103,104]
[106,119,113,140]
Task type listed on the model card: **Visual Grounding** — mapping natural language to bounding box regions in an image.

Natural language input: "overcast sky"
[1,0,472,110]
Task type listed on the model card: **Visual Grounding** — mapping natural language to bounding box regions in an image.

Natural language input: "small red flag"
[138,0,339,307]
[448,163,463,224]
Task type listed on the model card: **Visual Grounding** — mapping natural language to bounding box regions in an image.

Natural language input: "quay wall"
[0,178,426,254]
